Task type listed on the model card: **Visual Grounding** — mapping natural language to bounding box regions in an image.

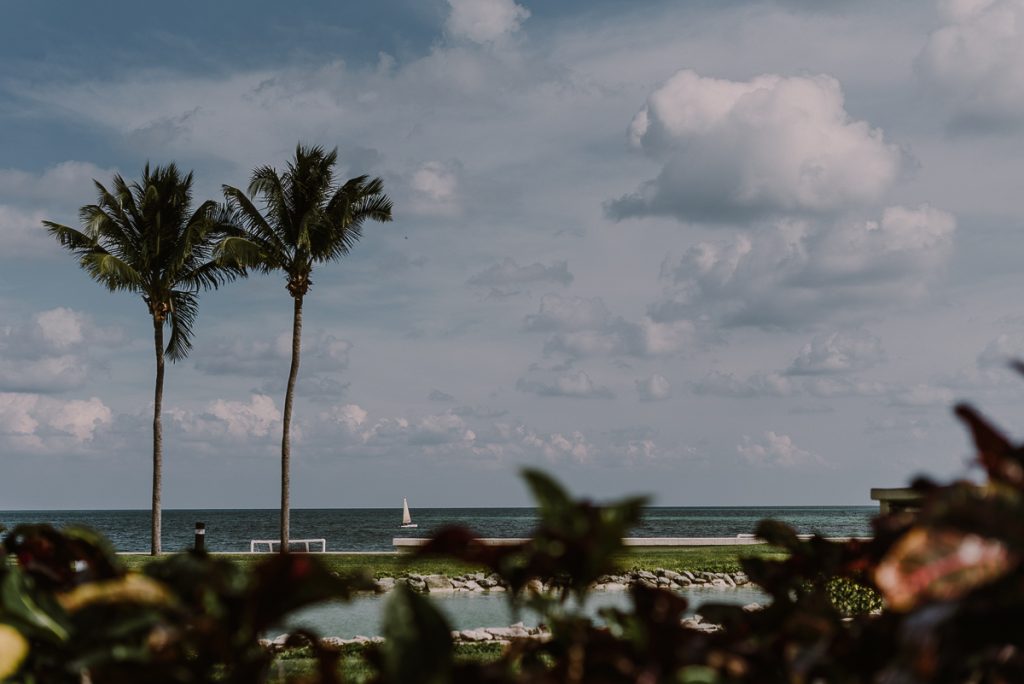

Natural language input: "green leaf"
[522,469,572,519]
[380,585,453,684]
[0,571,70,642]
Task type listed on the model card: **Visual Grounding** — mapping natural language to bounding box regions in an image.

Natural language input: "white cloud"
[0,161,114,204]
[172,394,282,439]
[636,374,671,401]
[608,70,903,222]
[737,431,821,467]
[0,393,112,449]
[516,370,615,398]
[410,160,462,216]
[446,0,530,44]
[0,308,120,393]
[887,384,955,407]
[48,397,114,441]
[918,0,1024,129]
[787,329,885,375]
[526,294,694,358]
[654,205,956,328]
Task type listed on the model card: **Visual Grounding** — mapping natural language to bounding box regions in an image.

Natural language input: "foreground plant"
[44,165,242,555]
[218,144,393,551]
[0,524,371,683]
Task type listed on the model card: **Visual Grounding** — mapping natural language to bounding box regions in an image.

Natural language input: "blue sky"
[3,0,1024,510]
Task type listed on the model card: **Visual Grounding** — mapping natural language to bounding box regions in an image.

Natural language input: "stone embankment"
[369,568,751,594]
[261,605,764,652]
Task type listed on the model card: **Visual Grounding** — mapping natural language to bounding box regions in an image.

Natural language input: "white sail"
[401,497,415,527]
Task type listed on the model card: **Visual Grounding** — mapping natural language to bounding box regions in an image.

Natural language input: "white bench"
[250,538,327,553]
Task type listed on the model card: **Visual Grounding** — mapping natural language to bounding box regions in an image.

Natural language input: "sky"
[2,0,1024,510]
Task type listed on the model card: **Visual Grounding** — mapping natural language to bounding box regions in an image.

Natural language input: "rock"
[463,580,482,592]
[488,585,507,592]
[661,570,683,583]
[742,603,762,612]
[657,577,672,587]
[459,629,493,642]
[681,571,695,581]
[451,579,467,590]
[722,574,736,588]
[473,573,486,582]
[637,570,657,582]
[525,579,544,595]
[681,618,720,633]
[375,577,395,593]
[733,573,749,586]
[320,637,346,651]
[425,575,455,592]
[478,578,495,588]
[710,578,728,588]
[672,576,692,587]
[594,582,627,592]
[486,625,532,640]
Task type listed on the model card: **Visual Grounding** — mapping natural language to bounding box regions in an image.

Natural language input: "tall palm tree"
[218,144,392,551]
[44,164,241,555]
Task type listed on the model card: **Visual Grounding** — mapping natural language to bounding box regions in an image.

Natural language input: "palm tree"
[44,164,241,555]
[218,144,392,551]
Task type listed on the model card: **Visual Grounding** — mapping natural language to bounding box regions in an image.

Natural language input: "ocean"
[0,506,876,553]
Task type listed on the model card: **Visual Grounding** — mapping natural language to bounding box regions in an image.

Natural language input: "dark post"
[194,522,206,552]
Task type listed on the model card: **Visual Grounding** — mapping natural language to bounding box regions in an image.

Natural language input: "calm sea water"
[0,506,875,553]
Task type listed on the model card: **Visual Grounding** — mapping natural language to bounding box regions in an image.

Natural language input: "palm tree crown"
[219,144,393,298]
[45,163,240,359]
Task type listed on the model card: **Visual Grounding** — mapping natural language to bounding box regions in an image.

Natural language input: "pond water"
[272,586,768,638]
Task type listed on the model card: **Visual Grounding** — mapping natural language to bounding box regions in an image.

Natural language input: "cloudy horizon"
[3,0,1024,510]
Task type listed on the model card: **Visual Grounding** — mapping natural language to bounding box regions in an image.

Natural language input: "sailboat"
[400,497,418,528]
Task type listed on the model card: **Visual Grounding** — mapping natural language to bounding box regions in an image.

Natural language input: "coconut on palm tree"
[218,144,392,551]
[44,164,242,555]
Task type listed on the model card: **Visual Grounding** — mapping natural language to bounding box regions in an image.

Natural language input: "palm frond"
[79,252,144,292]
[165,290,198,362]
[223,185,288,255]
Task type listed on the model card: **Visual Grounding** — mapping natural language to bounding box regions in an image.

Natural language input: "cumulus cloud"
[409,160,462,216]
[516,370,615,398]
[171,394,282,440]
[636,374,672,401]
[608,70,903,222]
[467,257,573,292]
[446,0,530,44]
[0,393,112,449]
[737,431,822,467]
[787,329,885,375]
[526,294,694,358]
[0,162,119,258]
[918,0,1024,130]
[653,205,956,328]
[0,308,121,393]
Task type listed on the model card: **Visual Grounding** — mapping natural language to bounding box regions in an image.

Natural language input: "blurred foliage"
[5,387,1024,681]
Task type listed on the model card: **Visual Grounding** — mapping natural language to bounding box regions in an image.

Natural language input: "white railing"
[250,538,327,553]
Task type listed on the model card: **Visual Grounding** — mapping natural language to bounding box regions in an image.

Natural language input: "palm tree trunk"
[151,315,164,556]
[280,294,303,553]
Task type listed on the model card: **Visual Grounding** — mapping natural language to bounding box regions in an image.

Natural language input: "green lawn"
[275,642,507,682]
[119,545,786,577]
